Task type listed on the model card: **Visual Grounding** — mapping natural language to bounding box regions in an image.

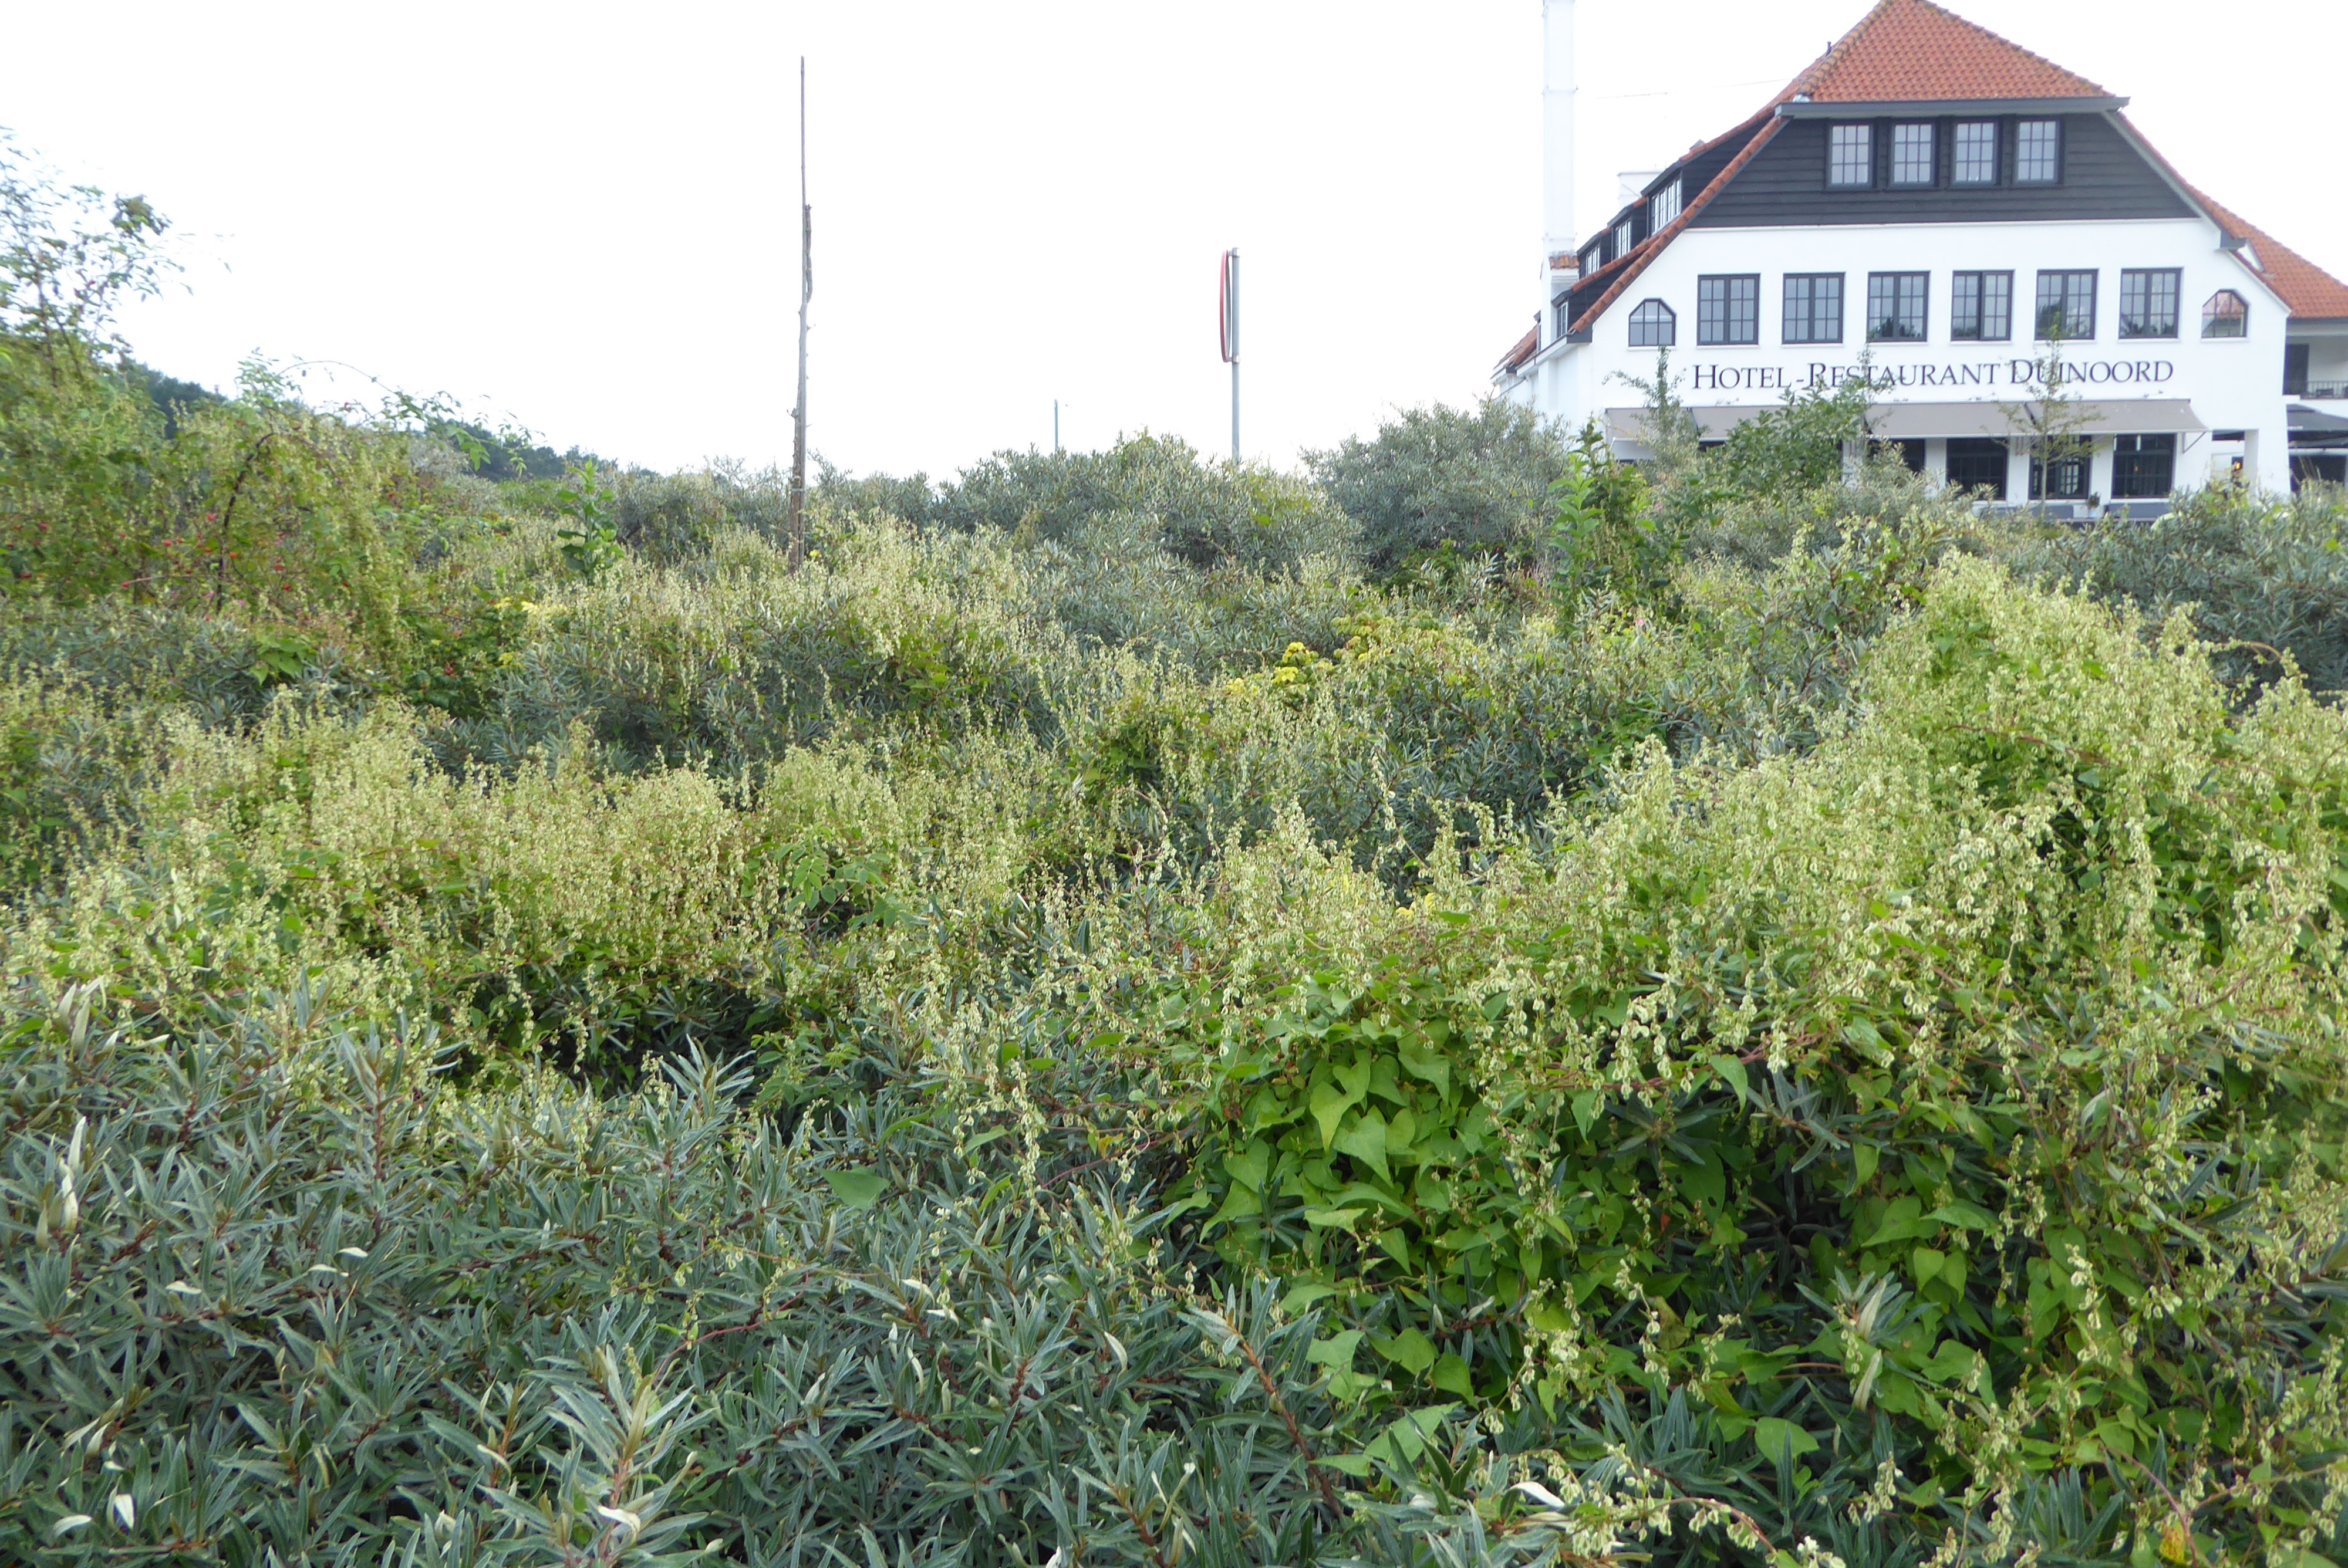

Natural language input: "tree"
[0,132,174,387]
[2002,337,2099,509]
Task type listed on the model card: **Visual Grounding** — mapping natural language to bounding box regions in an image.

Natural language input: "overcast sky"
[4,0,2340,479]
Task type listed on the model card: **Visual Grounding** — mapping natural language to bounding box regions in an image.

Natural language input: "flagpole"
[1220,248,1240,464]
[787,57,812,570]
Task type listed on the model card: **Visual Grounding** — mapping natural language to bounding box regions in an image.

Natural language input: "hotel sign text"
[1686,358,2178,394]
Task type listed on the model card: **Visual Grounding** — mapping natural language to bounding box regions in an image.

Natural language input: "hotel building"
[1495,0,2348,504]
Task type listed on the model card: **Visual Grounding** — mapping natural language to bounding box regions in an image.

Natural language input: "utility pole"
[1053,398,1061,454]
[787,57,812,570]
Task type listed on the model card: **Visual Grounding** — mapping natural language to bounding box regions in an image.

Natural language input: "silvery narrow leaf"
[165,1281,202,1296]
[595,1505,642,1534]
[1514,1481,1568,1509]
[338,1246,370,1259]
[110,1493,135,1529]
[53,1515,92,1536]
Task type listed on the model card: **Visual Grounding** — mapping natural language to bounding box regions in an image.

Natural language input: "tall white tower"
[1540,0,1578,346]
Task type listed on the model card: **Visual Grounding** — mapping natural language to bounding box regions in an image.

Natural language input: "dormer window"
[1829,124,1873,187]
[1890,124,1935,187]
[2016,120,2062,184]
[1649,180,1682,230]
[2201,290,2248,338]
[1614,219,1637,256]
[1582,242,1603,275]
[1953,121,1998,185]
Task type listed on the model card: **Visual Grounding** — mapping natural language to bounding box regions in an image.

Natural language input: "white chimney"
[1541,0,1578,344]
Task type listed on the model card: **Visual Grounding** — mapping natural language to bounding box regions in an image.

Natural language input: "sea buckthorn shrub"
[1304,401,1573,570]
[908,432,1361,575]
[1996,483,2348,695]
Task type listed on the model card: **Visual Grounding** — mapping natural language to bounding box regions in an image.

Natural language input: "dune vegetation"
[4,146,2347,1568]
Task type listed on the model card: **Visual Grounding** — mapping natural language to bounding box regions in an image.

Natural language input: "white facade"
[1507,215,2298,494]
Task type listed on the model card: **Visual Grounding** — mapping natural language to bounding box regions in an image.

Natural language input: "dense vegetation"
[4,142,2347,1568]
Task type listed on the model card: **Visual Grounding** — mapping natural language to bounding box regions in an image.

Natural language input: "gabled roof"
[2176,184,2348,323]
[1495,0,2348,377]
[1786,0,2109,104]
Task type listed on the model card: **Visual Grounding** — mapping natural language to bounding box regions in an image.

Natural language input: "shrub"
[1998,482,2348,693]
[914,433,1359,574]
[9,142,2348,1566]
[1305,400,1570,569]
[1158,562,2348,1557]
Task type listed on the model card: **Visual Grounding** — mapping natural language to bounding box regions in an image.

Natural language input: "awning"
[1604,397,2208,443]
[2289,404,2348,448]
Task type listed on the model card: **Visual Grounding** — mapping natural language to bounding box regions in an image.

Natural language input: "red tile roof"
[1787,0,2110,104]
[1562,109,1787,337]
[1496,325,1539,376]
[2171,183,2348,323]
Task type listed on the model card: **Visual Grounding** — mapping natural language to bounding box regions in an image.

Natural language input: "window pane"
[1629,299,1676,348]
[1867,272,1928,342]
[1829,124,1873,187]
[1954,121,1998,185]
[2017,120,2060,183]
[1650,180,1682,229]
[2036,269,2096,339]
[1614,221,1635,256]
[1783,273,1843,344]
[1891,124,1934,185]
[1979,272,2012,340]
[2202,290,2248,338]
[2119,269,2180,337]
[1952,273,1981,339]
[1955,272,2013,340]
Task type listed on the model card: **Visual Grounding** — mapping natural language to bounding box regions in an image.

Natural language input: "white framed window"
[2016,120,2061,184]
[1614,219,1635,258]
[2201,290,2248,338]
[1953,121,1998,185]
[1829,124,1873,187]
[1628,299,1676,348]
[1649,180,1682,231]
[1891,123,1935,187]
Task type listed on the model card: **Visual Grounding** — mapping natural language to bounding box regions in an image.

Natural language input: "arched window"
[1628,299,1676,349]
[2202,290,2248,338]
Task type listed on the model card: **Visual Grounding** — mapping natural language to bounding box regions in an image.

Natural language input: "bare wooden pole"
[787,56,812,570]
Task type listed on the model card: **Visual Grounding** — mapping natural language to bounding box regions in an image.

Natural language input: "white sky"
[4,0,2340,479]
